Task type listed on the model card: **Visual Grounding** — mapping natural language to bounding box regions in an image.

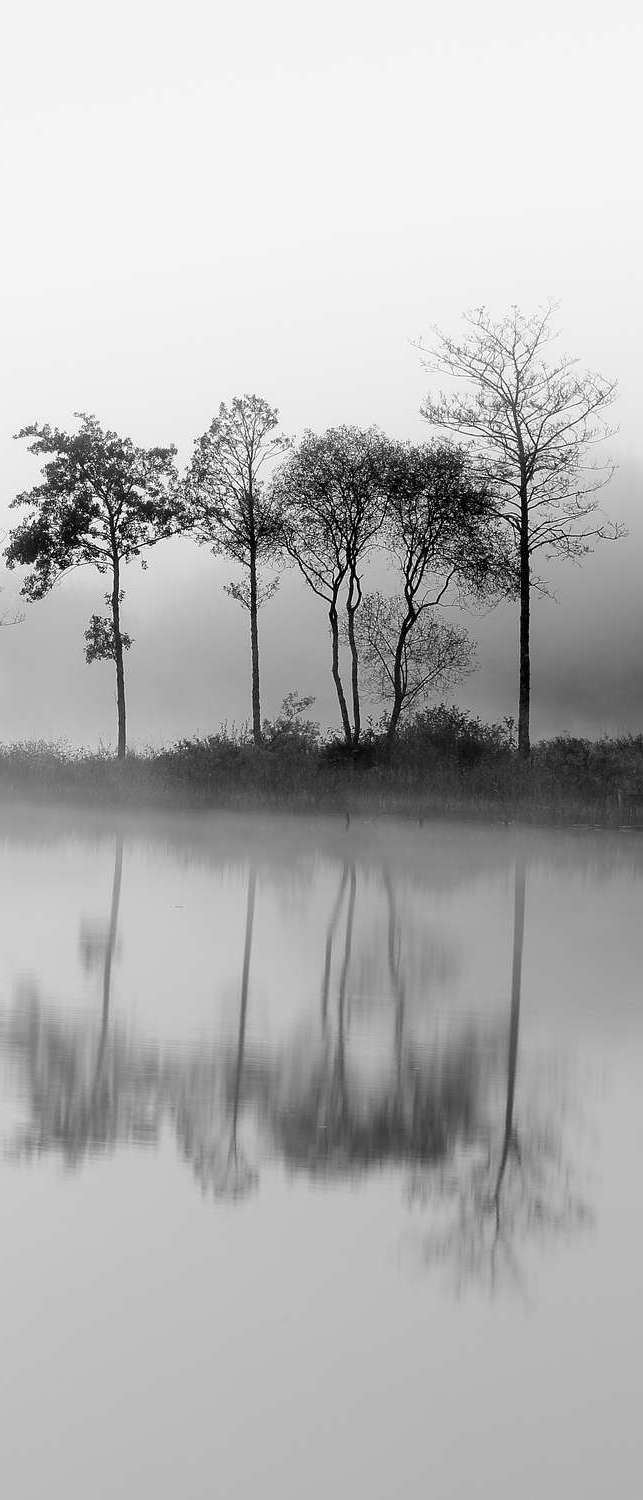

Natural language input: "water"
[1,805,641,1498]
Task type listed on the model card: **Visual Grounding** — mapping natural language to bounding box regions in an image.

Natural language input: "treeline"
[3,302,620,761]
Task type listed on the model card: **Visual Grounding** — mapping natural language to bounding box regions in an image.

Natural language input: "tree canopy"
[5,413,179,755]
[276,424,392,745]
[184,394,290,743]
[418,302,620,754]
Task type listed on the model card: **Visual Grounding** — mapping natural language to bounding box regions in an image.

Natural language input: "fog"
[1,1,641,746]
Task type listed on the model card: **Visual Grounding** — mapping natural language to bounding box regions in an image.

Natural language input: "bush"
[261,692,320,754]
[393,704,516,768]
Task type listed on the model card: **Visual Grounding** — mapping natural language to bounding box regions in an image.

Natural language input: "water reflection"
[3,838,163,1164]
[410,860,592,1293]
[0,820,596,1295]
[320,863,350,1033]
[172,869,259,1199]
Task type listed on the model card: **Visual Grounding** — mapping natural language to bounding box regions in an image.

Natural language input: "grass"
[1,703,642,828]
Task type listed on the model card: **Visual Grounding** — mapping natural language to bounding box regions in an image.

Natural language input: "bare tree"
[276,426,390,746]
[417,303,621,755]
[185,396,290,745]
[355,591,476,734]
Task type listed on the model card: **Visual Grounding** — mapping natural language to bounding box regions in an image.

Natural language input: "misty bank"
[1,711,642,830]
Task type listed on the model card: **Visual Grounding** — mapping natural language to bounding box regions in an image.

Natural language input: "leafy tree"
[355,591,476,731]
[261,690,320,751]
[185,395,290,746]
[417,303,620,755]
[378,438,504,739]
[276,426,390,745]
[4,414,178,757]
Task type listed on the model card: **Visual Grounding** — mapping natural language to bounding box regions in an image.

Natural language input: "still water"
[1,805,642,1498]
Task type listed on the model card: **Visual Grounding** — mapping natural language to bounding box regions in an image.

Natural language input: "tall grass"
[1,704,642,827]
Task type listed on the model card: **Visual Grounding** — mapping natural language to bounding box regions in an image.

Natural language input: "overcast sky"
[1,1,641,746]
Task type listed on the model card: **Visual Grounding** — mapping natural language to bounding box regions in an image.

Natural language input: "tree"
[377,439,504,739]
[185,395,290,746]
[355,592,476,733]
[4,414,178,757]
[276,426,391,746]
[417,303,620,755]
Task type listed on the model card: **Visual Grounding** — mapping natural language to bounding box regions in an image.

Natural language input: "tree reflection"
[265,863,481,1176]
[0,850,595,1270]
[411,859,593,1294]
[4,839,161,1164]
[384,869,407,1109]
[320,864,350,1034]
[171,870,259,1200]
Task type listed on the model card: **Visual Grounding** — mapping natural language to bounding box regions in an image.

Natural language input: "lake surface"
[1,805,642,1498]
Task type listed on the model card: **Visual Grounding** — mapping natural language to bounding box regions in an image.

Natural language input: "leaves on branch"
[84,592,133,664]
[4,413,180,601]
[184,393,289,572]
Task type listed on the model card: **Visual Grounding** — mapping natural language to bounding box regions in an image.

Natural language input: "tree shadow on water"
[2,839,162,1165]
[264,865,483,1179]
[168,869,260,1201]
[407,861,595,1297]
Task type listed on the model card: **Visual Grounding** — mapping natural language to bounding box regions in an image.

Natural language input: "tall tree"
[417,303,620,754]
[4,414,178,757]
[368,439,500,738]
[276,426,390,746]
[185,395,289,746]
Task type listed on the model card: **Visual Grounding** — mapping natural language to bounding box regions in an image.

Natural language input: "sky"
[1,0,642,747]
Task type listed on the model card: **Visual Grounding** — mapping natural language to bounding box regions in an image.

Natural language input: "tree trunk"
[518,492,531,758]
[345,574,361,747]
[329,599,352,745]
[387,612,413,743]
[111,561,127,759]
[249,546,262,746]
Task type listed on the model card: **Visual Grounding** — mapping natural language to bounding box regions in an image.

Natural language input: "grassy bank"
[1,706,642,829]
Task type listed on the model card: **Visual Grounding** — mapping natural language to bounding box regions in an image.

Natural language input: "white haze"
[0,1,641,746]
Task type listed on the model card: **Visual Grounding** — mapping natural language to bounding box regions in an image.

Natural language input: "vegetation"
[0,305,626,787]
[184,395,290,746]
[418,302,620,756]
[352,591,476,732]
[276,425,392,746]
[1,700,643,828]
[372,438,505,738]
[4,414,179,758]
